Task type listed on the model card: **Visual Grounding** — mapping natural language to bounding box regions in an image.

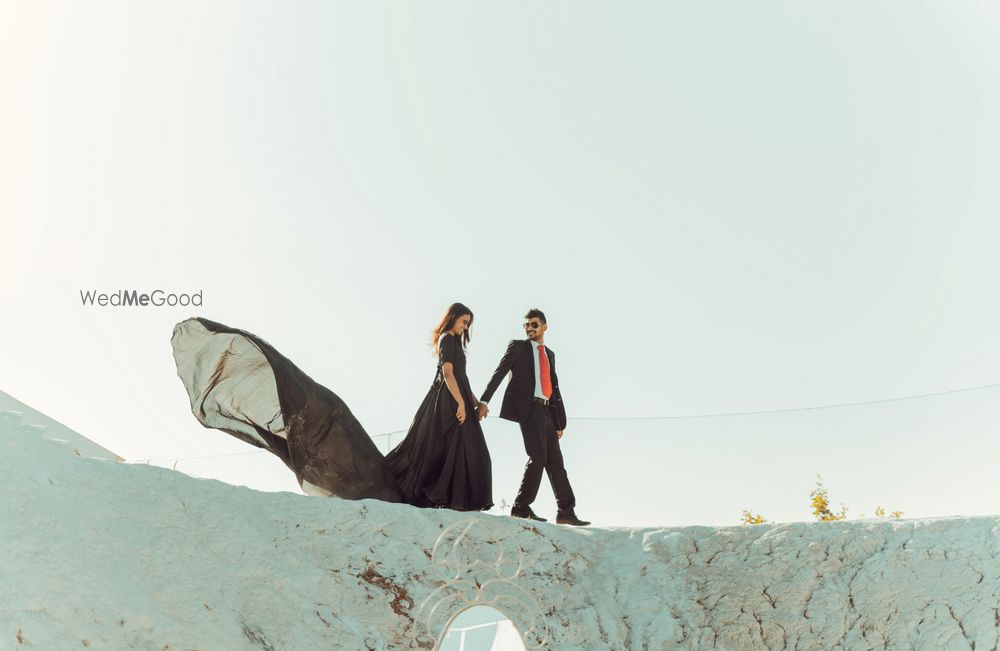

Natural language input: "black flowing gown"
[171,317,403,502]
[385,334,493,511]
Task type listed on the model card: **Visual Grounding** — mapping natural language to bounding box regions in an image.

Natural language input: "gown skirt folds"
[171,317,403,502]
[385,334,493,511]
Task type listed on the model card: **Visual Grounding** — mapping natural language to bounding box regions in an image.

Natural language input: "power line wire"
[570,381,1000,421]
[130,381,1000,463]
[128,450,262,464]
[374,429,406,439]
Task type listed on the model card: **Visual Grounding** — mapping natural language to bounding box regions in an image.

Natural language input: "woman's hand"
[456,402,466,424]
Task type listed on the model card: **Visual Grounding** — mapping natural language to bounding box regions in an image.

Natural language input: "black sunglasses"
[523,321,542,329]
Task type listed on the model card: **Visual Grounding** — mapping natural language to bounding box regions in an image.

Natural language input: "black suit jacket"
[480,339,567,431]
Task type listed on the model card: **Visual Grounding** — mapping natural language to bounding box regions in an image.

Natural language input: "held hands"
[477,403,489,420]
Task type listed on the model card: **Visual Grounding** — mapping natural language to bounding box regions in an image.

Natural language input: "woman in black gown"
[384,303,493,511]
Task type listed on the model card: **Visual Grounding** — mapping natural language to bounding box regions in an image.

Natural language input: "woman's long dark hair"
[432,302,474,353]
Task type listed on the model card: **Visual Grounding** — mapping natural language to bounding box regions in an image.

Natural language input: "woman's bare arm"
[442,362,466,423]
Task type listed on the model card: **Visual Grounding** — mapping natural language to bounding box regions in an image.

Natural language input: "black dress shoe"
[510,507,547,522]
[556,511,591,526]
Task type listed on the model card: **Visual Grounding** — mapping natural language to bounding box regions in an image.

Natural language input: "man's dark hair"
[524,308,546,324]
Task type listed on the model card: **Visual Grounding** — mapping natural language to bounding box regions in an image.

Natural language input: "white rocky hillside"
[2,409,999,650]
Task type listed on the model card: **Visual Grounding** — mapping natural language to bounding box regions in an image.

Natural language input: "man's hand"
[477,403,489,420]
[556,429,564,440]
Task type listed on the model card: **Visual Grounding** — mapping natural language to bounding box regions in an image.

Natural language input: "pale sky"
[3,1,1000,530]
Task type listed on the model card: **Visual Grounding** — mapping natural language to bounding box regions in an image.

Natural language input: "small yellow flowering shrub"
[741,475,903,525]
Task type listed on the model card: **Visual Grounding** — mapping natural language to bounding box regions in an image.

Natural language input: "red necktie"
[538,345,552,399]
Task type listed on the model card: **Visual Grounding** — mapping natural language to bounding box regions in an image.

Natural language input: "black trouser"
[513,401,576,512]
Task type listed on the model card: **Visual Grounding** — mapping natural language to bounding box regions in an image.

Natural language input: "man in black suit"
[478,309,589,526]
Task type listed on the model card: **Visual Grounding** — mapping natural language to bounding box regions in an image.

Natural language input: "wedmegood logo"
[79,290,203,307]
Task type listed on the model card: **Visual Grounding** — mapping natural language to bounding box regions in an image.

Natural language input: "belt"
[532,396,550,406]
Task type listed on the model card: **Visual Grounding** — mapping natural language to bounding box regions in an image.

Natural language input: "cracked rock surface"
[3,422,999,650]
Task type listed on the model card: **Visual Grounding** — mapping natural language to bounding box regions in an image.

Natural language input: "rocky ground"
[2,414,998,650]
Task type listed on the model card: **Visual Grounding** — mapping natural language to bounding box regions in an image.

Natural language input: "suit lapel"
[523,339,535,394]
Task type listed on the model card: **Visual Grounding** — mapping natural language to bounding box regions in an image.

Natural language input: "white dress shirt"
[531,340,550,400]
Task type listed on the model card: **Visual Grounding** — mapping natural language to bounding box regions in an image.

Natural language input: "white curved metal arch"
[417,518,550,649]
